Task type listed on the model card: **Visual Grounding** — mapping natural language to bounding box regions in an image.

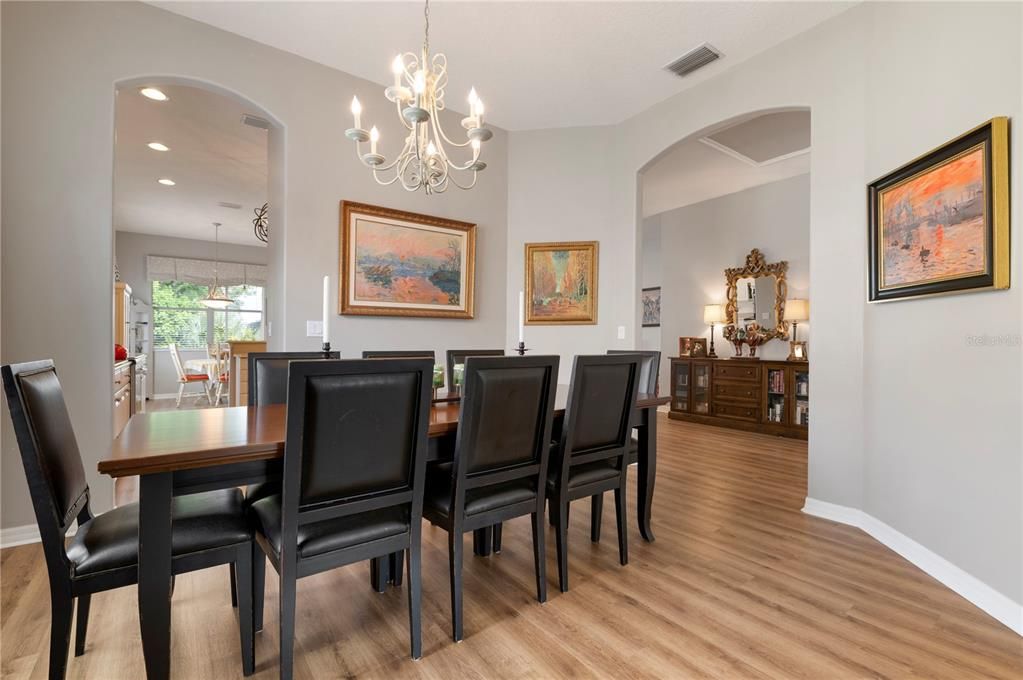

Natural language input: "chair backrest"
[168,343,187,381]
[445,349,504,390]
[362,350,436,361]
[2,360,91,576]
[607,349,660,395]
[445,355,558,520]
[248,351,341,406]
[280,359,432,550]
[555,354,640,479]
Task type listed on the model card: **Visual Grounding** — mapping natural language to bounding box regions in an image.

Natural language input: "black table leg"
[370,556,389,592]
[138,472,173,680]
[636,406,657,542]
[472,527,493,556]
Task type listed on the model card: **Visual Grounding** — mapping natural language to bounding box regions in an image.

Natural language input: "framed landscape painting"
[339,201,476,318]
[868,117,1009,302]
[642,287,661,327]
[525,241,598,325]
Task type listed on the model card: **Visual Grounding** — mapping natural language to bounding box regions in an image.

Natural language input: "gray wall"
[1,1,508,528]
[650,174,810,390]
[115,230,270,395]
[507,2,1021,608]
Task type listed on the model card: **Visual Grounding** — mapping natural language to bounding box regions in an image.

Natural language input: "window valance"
[146,256,267,288]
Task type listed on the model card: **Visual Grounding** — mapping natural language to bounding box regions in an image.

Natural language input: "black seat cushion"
[67,488,249,577]
[547,460,620,492]
[250,494,410,560]
[424,464,536,519]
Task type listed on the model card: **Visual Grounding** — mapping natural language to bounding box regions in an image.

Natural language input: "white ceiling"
[114,83,268,246]
[150,1,854,131]
[641,110,810,217]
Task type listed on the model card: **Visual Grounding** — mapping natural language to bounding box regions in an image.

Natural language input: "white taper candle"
[322,275,330,345]
[518,291,525,343]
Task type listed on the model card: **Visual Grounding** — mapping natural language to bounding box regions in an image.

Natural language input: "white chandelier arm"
[448,170,479,191]
[430,110,473,149]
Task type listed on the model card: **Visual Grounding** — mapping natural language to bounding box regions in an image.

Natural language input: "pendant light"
[200,222,234,309]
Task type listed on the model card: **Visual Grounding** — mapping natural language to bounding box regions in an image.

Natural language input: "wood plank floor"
[2,417,1020,679]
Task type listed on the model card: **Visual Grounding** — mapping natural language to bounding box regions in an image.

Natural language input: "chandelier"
[200,222,234,309]
[345,0,491,194]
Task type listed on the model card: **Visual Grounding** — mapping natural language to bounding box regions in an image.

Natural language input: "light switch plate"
[306,320,324,337]
[617,325,626,340]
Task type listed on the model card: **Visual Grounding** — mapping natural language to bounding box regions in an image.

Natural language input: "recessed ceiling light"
[157,178,176,186]
[147,142,169,152]
[140,87,168,101]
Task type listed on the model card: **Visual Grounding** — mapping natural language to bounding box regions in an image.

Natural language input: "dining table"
[99,385,669,680]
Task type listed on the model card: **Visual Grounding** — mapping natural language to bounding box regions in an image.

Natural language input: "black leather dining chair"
[2,360,255,680]
[423,355,559,641]
[548,354,640,592]
[245,351,340,628]
[248,359,433,679]
[444,348,504,391]
[248,351,341,406]
[362,350,436,360]
[607,349,660,397]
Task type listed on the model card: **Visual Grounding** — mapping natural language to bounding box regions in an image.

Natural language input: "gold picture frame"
[525,241,598,325]
[339,201,476,319]
[724,249,789,341]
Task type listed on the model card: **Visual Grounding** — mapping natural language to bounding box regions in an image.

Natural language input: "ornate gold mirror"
[724,249,789,342]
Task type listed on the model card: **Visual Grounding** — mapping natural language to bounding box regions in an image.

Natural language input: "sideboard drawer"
[712,402,760,422]
[714,382,760,402]
[713,362,761,382]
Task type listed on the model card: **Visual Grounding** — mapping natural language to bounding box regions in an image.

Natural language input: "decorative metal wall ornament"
[253,203,269,243]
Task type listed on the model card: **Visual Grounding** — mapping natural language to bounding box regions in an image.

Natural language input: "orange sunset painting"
[879,144,987,289]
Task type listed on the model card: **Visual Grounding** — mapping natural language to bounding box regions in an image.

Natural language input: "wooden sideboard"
[228,340,267,406]
[668,357,808,439]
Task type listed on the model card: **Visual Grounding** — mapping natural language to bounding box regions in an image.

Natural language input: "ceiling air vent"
[241,114,270,130]
[217,201,243,210]
[664,43,721,79]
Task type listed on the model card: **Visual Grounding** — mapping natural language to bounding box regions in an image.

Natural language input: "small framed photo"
[691,338,708,357]
[788,341,808,361]
[679,336,694,357]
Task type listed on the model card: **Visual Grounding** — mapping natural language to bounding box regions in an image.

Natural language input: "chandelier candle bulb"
[392,55,403,88]
[370,126,379,155]
[351,96,362,129]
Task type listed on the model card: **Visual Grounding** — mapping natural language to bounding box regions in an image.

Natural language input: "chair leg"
[493,523,503,553]
[407,539,422,659]
[235,548,255,676]
[555,500,570,593]
[369,557,387,593]
[389,551,404,587]
[615,483,629,566]
[448,531,464,642]
[590,494,603,543]
[253,545,266,633]
[230,564,238,607]
[531,511,547,604]
[73,593,90,657]
[279,570,297,680]
[175,383,185,408]
[48,589,74,680]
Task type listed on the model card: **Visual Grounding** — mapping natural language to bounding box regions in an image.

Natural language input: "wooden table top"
[100,387,668,478]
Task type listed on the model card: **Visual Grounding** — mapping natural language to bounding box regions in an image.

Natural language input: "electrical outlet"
[306,320,324,337]
[617,325,626,340]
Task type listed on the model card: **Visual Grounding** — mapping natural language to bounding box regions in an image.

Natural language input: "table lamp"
[783,299,809,361]
[703,304,727,358]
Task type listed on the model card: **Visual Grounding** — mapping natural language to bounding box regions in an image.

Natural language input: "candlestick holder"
[322,341,332,359]
[515,342,529,356]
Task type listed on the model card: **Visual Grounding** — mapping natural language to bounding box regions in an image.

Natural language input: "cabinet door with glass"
[792,367,809,428]
[765,365,788,424]
[672,360,691,412]
[691,361,712,415]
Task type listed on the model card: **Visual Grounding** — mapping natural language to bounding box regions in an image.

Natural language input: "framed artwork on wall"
[868,117,1009,302]
[525,241,598,325]
[339,201,476,318]
[641,287,661,327]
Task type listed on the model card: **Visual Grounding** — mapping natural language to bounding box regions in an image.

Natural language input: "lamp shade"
[703,304,726,325]
[783,298,809,322]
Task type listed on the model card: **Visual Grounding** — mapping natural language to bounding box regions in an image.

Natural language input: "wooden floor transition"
[2,416,1020,679]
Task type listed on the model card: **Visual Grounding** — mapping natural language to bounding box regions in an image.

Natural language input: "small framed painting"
[868,118,1009,302]
[641,287,661,327]
[525,241,598,325]
[339,201,476,318]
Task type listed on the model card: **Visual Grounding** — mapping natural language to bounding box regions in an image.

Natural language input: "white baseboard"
[802,497,1023,636]
[0,524,42,548]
